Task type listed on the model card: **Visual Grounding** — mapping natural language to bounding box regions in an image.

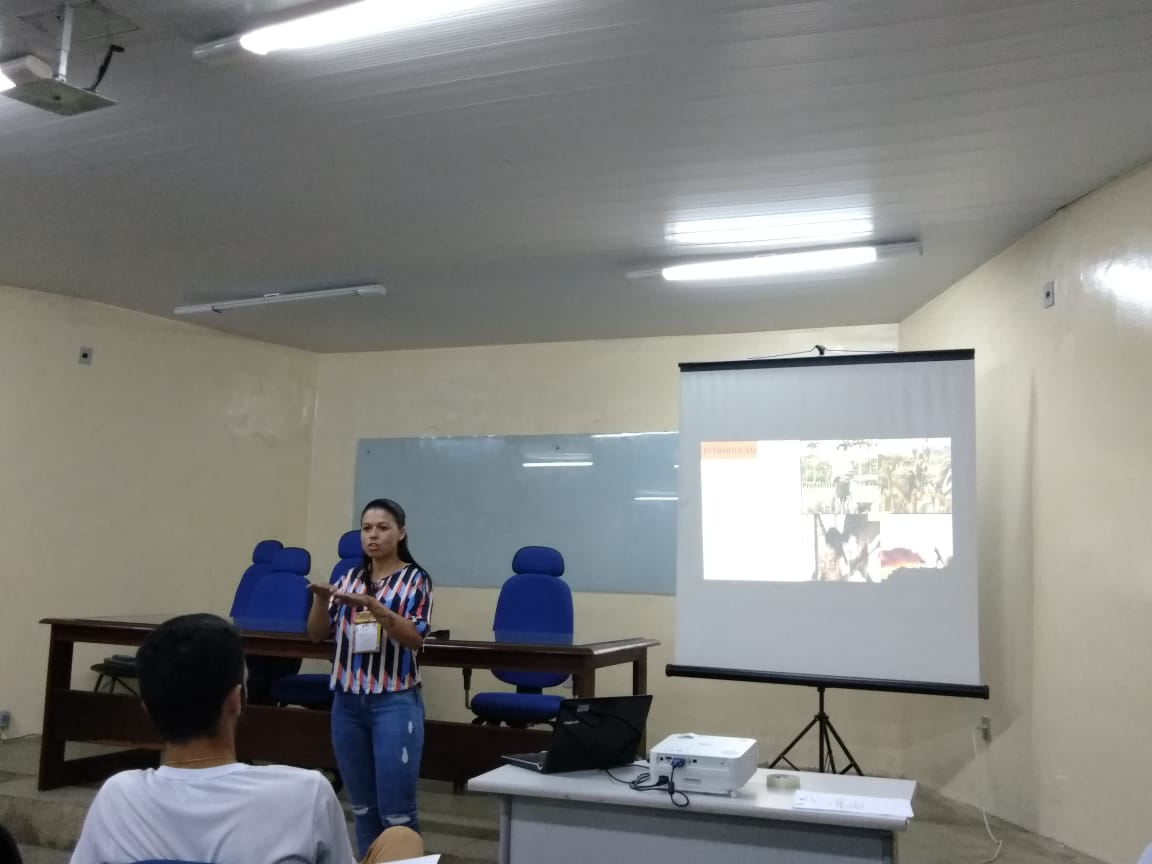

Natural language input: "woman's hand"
[333,592,390,620]
[332,591,374,609]
[307,583,338,601]
[333,592,400,628]
[306,583,337,642]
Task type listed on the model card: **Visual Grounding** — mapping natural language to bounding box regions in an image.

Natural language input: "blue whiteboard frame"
[354,433,679,594]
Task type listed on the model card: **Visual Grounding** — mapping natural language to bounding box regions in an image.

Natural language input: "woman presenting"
[307,498,433,857]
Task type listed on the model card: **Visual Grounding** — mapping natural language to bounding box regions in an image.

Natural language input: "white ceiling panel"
[0,0,1150,351]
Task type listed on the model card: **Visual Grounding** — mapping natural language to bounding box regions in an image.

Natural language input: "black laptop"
[502,694,653,774]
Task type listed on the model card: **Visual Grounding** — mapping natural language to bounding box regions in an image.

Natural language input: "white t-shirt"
[70,763,357,864]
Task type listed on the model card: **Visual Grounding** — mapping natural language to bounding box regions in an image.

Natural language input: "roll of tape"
[766,773,801,790]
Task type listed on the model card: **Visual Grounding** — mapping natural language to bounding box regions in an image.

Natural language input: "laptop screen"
[541,694,653,773]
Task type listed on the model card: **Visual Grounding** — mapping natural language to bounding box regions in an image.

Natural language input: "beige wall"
[0,285,317,737]
[303,325,907,757]
[900,161,1152,863]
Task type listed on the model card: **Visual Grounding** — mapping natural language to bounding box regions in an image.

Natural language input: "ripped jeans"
[331,687,425,856]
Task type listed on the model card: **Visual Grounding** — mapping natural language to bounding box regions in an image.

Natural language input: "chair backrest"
[331,529,362,584]
[270,546,311,579]
[235,547,312,633]
[493,546,573,689]
[251,539,283,564]
[229,539,283,618]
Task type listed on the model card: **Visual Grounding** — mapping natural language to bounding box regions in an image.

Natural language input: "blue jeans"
[331,687,425,856]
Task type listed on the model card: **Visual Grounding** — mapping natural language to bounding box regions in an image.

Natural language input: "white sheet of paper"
[792,790,913,818]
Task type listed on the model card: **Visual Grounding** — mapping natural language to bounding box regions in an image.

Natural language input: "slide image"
[701,438,953,583]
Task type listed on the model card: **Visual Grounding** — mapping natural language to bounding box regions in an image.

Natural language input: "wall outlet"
[0,710,10,731]
[978,715,991,742]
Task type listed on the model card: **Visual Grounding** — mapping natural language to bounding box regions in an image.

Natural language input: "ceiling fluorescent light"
[667,212,875,248]
[229,0,496,56]
[522,461,594,469]
[174,283,386,316]
[664,247,876,281]
[660,241,919,282]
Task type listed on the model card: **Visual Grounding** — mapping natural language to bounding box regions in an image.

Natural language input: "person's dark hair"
[0,821,21,864]
[359,497,428,579]
[136,613,246,743]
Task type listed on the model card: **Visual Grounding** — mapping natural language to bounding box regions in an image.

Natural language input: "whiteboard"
[354,433,679,594]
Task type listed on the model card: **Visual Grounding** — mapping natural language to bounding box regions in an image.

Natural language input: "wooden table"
[38,615,658,790]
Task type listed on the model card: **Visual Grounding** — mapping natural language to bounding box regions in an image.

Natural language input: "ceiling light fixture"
[194,0,499,61]
[173,283,386,316]
[666,211,875,248]
[660,241,920,282]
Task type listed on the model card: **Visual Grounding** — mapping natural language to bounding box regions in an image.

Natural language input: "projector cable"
[88,44,124,92]
[605,765,664,790]
[608,760,690,806]
[663,760,691,808]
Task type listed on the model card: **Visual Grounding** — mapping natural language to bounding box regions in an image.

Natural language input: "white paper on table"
[792,790,913,818]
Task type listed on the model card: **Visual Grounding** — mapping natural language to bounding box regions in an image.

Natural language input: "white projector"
[649,733,759,795]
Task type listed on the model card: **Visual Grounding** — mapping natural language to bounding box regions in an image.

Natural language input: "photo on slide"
[800,439,882,515]
[875,440,952,515]
[813,512,881,582]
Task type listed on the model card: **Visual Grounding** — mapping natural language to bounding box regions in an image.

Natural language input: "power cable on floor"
[971,726,1004,864]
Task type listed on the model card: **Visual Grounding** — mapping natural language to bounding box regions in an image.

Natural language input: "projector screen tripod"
[767,685,862,775]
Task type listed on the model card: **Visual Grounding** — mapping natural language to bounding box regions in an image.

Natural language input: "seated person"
[70,613,424,864]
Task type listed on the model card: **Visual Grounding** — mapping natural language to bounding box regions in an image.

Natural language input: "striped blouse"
[327,564,432,694]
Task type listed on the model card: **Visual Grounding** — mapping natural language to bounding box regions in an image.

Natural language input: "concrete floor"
[0,735,1107,864]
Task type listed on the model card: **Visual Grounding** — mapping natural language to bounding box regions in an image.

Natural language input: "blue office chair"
[469,546,574,727]
[237,546,311,704]
[328,528,364,586]
[229,539,283,618]
[268,530,362,709]
[234,546,312,632]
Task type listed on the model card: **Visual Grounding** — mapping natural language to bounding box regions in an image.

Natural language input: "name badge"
[351,610,381,654]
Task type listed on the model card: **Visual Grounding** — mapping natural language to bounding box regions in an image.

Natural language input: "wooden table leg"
[572,668,596,698]
[634,654,649,750]
[632,654,648,696]
[38,631,74,790]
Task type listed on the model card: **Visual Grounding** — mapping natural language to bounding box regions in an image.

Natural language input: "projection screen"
[671,350,985,697]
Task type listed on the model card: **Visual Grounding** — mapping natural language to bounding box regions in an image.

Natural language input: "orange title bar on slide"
[701,441,758,459]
